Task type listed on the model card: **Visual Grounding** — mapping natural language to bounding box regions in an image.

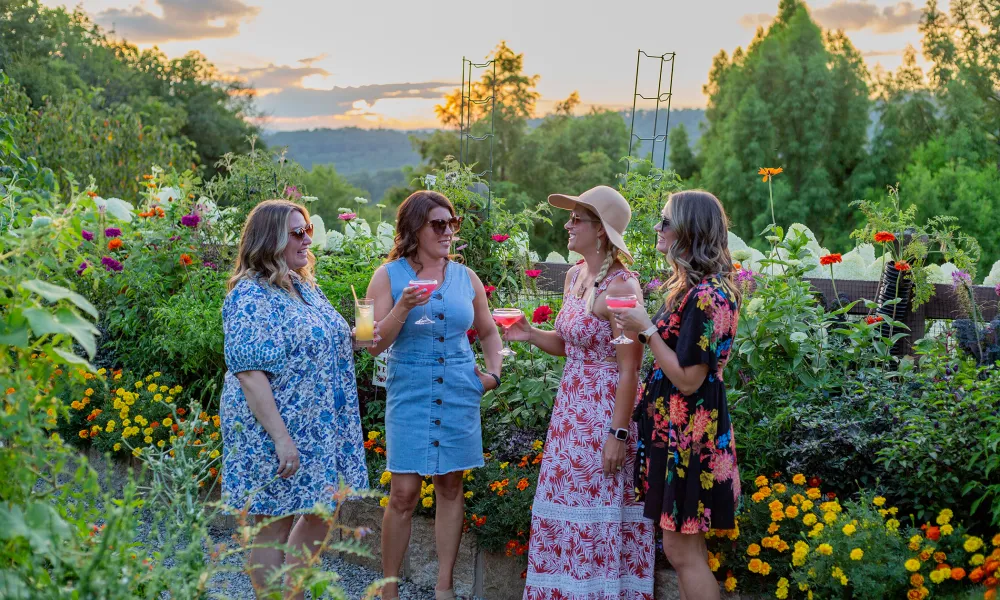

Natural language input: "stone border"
[338,499,743,600]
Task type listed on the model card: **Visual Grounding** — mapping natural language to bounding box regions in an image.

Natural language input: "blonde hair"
[661,190,740,311]
[228,199,316,293]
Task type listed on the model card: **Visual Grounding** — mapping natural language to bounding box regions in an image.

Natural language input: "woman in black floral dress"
[610,190,741,600]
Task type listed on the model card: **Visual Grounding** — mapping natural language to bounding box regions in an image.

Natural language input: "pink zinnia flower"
[492,234,510,243]
[531,305,553,324]
[180,213,200,228]
[525,269,541,278]
[339,212,357,221]
[81,230,94,242]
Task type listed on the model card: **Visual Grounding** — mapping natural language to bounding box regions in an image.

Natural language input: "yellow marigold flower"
[785,506,799,519]
[768,523,780,534]
[940,523,953,536]
[106,421,115,432]
[85,388,94,397]
[169,436,177,444]
[379,471,392,486]
[162,418,172,427]
[771,511,784,522]
[964,537,984,553]
[134,381,143,389]
[144,383,155,392]
[936,509,953,525]
[143,427,153,436]
[378,496,389,507]
[153,394,162,402]
[792,474,806,485]
[791,494,804,505]
[873,496,886,506]
[773,483,786,494]
[421,496,433,508]
[801,500,813,511]
[708,555,720,572]
[747,543,761,556]
[776,587,788,599]
[755,475,769,488]
[850,548,863,560]
[769,500,783,512]
[464,491,473,499]
[992,533,1000,546]
[144,436,152,444]
[842,523,856,536]
[824,512,838,524]
[115,388,124,396]
[886,518,900,532]
[970,553,984,566]
[817,544,833,555]
[70,401,82,410]
[122,419,131,427]
[808,523,825,538]
[132,447,142,457]
[759,486,772,498]
[748,558,762,573]
[97,368,107,375]
[929,569,947,584]
[209,449,220,459]
[532,440,544,451]
[905,559,921,572]
[158,385,167,393]
[795,541,809,552]
[760,562,771,575]
[499,462,509,469]
[165,396,174,403]
[752,492,764,503]
[367,431,379,441]
[806,487,821,499]
[724,577,737,592]
[157,440,165,448]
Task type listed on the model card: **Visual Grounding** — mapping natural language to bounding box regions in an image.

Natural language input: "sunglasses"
[657,217,672,231]
[426,216,463,235]
[289,223,314,240]
[568,213,601,226]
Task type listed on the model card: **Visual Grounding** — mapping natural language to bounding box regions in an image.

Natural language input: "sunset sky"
[44,0,941,131]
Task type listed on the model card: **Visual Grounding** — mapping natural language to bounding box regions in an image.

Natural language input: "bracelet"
[386,309,406,324]
[488,372,501,388]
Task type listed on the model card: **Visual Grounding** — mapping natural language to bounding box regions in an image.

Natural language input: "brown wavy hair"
[662,190,741,311]
[228,199,316,293]
[386,190,456,272]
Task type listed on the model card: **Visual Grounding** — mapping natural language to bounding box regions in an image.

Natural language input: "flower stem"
[829,265,842,309]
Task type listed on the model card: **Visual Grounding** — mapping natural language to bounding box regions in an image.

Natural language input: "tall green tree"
[668,123,699,180]
[300,164,366,224]
[698,0,871,247]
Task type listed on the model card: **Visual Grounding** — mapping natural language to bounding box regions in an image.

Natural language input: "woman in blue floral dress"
[610,190,741,600]
[220,199,368,596]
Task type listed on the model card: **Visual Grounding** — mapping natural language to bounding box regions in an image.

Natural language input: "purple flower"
[951,269,972,290]
[101,256,123,272]
[736,268,757,294]
[202,261,218,270]
[284,185,302,200]
[169,235,181,242]
[645,278,662,291]
[81,230,94,242]
[455,244,468,252]
[76,261,89,275]
[104,227,121,238]
[180,213,201,228]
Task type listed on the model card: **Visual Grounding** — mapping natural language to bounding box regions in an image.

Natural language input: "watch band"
[609,427,628,441]
[637,324,659,344]
[488,372,501,388]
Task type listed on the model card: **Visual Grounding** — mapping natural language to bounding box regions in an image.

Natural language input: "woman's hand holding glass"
[500,314,532,342]
[397,284,432,312]
[609,303,655,335]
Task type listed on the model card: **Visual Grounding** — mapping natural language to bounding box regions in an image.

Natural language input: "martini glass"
[491,308,524,357]
[606,294,638,345]
[409,279,438,325]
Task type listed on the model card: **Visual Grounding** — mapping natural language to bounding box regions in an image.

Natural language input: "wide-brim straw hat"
[548,185,633,262]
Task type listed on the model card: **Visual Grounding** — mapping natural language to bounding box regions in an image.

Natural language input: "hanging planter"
[875,261,914,355]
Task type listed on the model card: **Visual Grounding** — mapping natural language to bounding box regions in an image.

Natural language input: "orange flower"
[517,478,529,491]
[820,253,842,266]
[951,567,965,580]
[894,261,912,272]
[107,239,123,251]
[934,552,947,564]
[79,430,89,439]
[926,526,940,541]
[758,167,784,182]
[874,231,896,243]
[910,573,924,587]
[179,254,193,266]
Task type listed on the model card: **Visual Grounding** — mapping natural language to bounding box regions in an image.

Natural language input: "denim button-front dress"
[384,258,485,475]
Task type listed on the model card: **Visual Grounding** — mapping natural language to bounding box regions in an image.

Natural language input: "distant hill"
[264,127,428,174]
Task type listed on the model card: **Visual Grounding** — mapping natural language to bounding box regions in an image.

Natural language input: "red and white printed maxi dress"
[524,268,655,600]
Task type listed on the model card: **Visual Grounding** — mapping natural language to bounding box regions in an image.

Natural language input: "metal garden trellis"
[457,56,497,217]
[626,50,677,173]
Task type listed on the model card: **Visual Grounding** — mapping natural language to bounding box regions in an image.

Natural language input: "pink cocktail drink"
[493,314,521,328]
[606,297,637,309]
[408,279,439,325]
[414,282,438,295]
[491,308,523,357]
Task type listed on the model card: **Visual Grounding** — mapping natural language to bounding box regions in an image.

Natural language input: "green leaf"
[20,280,98,318]
[23,307,99,358]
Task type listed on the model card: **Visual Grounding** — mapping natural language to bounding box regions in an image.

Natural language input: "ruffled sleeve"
[222,279,287,376]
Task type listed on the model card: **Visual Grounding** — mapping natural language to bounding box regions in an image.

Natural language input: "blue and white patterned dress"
[220,273,368,515]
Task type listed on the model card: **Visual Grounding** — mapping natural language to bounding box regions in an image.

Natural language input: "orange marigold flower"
[179,254,193,266]
[820,253,842,266]
[926,526,940,541]
[516,478,529,491]
[866,315,884,324]
[895,261,912,272]
[907,590,921,600]
[108,239,123,251]
[934,552,947,563]
[970,568,985,583]
[910,573,924,587]
[951,567,965,580]
[874,231,896,243]
[758,167,784,182]
[79,430,89,439]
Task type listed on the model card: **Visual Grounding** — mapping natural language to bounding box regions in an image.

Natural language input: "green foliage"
[667,123,700,181]
[300,163,367,224]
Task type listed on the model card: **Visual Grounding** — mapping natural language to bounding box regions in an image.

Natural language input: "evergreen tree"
[668,123,699,181]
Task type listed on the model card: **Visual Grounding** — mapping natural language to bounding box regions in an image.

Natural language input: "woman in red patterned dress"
[504,185,655,600]
[610,190,741,600]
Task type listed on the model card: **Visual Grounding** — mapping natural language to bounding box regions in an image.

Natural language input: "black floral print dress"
[633,275,741,533]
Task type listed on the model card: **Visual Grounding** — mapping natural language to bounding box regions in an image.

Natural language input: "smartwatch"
[637,324,659,345]
[609,427,629,442]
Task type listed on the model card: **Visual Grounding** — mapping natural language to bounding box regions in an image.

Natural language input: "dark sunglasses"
[657,217,672,231]
[568,213,601,226]
[426,216,463,235]
[289,223,314,240]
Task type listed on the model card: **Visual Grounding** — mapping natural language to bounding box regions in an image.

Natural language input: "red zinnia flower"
[532,305,553,324]
[484,285,496,298]
[874,231,896,243]
[179,254,193,266]
[808,476,821,488]
[466,328,479,345]
[894,261,911,272]
[492,234,510,243]
[819,253,842,266]
[827,491,837,500]
[525,269,542,278]
[865,315,884,325]
[926,526,941,541]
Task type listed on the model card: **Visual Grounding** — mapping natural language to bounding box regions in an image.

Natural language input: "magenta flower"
[76,261,89,275]
[81,230,94,242]
[104,227,121,238]
[492,234,510,243]
[284,185,302,200]
[951,269,972,291]
[645,278,662,291]
[202,261,218,270]
[180,213,201,228]
[525,269,542,279]
[338,212,357,221]
[995,281,1000,297]
[736,268,757,294]
[101,256,123,272]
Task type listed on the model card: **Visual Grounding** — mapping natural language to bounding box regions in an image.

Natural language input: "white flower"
[153,186,181,204]
[301,195,318,203]
[376,203,387,209]
[354,197,369,204]
[423,174,437,188]
[790,332,807,343]
[337,207,353,214]
[745,297,764,317]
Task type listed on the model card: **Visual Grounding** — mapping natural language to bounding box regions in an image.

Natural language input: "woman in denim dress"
[366,190,503,600]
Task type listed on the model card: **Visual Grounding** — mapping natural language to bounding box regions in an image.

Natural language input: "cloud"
[738,1,921,34]
[738,13,774,29]
[297,54,328,67]
[814,1,921,33]
[253,82,454,119]
[96,0,260,43]
[231,62,331,91]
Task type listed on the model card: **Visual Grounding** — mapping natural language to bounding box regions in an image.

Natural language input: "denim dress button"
[436,377,443,383]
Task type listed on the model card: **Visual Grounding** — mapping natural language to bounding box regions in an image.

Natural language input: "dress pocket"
[471,364,485,394]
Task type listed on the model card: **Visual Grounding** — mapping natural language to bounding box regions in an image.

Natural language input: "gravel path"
[205,524,439,600]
